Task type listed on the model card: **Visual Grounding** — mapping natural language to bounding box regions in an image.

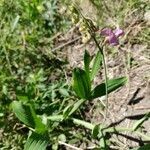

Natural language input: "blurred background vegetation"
[0,0,71,149]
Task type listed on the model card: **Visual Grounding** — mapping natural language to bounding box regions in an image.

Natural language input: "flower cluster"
[100,28,124,46]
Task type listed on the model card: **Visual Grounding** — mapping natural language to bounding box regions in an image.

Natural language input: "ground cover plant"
[0,0,150,149]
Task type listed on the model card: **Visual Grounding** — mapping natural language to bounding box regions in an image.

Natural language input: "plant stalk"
[75,8,109,118]
[47,115,150,141]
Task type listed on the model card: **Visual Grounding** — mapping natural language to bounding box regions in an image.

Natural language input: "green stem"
[104,127,150,141]
[72,118,94,130]
[47,115,94,129]
[47,115,150,141]
[90,35,108,118]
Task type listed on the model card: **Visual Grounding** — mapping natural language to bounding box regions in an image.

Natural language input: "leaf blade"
[24,132,48,150]
[11,101,35,128]
[90,51,102,81]
[91,77,127,99]
[11,101,46,133]
[72,68,91,99]
[84,50,91,75]
[132,113,150,131]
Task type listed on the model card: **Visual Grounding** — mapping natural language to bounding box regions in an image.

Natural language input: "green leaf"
[63,99,85,119]
[11,101,35,128]
[63,105,73,119]
[24,132,48,150]
[59,88,69,97]
[72,68,91,99]
[47,115,63,121]
[11,101,46,133]
[17,95,29,103]
[90,51,102,81]
[92,124,100,139]
[132,113,150,131]
[91,77,127,99]
[130,144,150,150]
[68,99,85,117]
[35,115,47,134]
[84,50,91,75]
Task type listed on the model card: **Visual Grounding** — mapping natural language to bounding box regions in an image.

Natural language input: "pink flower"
[101,28,124,46]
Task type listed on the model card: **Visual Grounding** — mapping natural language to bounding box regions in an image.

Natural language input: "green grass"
[0,0,70,149]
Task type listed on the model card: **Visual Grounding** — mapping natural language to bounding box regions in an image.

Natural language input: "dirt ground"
[53,18,150,147]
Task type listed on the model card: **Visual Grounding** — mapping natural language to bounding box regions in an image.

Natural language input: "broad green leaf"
[90,51,102,81]
[24,132,48,150]
[130,144,150,150]
[91,77,127,99]
[84,50,91,75]
[132,113,150,131]
[11,101,46,133]
[106,77,127,93]
[11,101,35,128]
[72,68,91,99]
[92,124,100,139]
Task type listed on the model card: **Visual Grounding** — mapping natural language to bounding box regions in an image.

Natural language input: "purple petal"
[101,28,113,36]
[108,33,119,46]
[113,28,124,37]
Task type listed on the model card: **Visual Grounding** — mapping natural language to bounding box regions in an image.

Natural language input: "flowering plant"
[101,28,124,46]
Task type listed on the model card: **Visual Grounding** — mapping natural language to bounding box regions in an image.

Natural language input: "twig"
[52,36,81,52]
[49,32,62,41]
[58,141,83,150]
